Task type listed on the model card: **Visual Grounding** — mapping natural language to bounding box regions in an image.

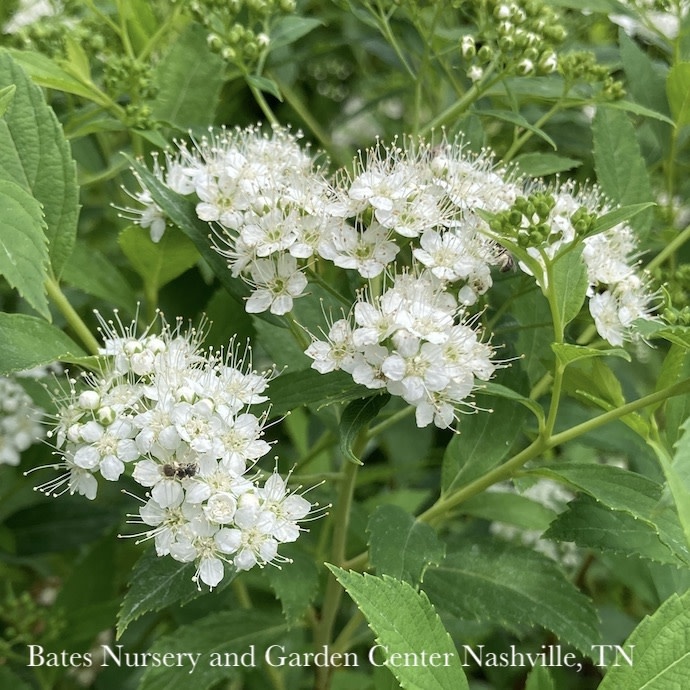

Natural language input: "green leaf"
[592,108,653,235]
[0,312,85,375]
[265,544,319,627]
[526,463,663,517]
[666,62,690,127]
[266,369,377,417]
[6,48,112,107]
[117,548,226,638]
[0,84,15,116]
[61,241,137,312]
[598,590,690,690]
[442,373,528,493]
[513,152,581,177]
[246,74,283,101]
[552,343,630,367]
[460,491,556,531]
[0,667,31,690]
[0,179,50,318]
[139,611,287,690]
[367,505,445,586]
[330,567,469,690]
[634,319,690,349]
[601,98,675,125]
[525,664,556,690]
[339,394,390,464]
[0,50,78,277]
[423,540,600,655]
[480,382,545,424]
[650,432,690,555]
[551,246,588,327]
[268,16,323,52]
[475,109,557,149]
[587,203,657,239]
[545,495,689,566]
[513,287,554,385]
[118,225,199,292]
[151,24,224,130]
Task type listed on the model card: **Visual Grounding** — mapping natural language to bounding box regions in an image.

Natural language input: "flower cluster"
[126,125,658,427]
[31,314,314,588]
[0,373,45,466]
[306,269,496,428]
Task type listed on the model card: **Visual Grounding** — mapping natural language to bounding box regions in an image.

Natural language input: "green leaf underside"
[423,540,600,656]
[666,62,690,127]
[339,394,390,464]
[266,369,377,417]
[592,108,653,234]
[513,152,581,177]
[151,24,224,130]
[552,246,588,327]
[265,544,319,627]
[330,567,469,690]
[0,83,15,115]
[0,179,50,317]
[139,611,287,690]
[598,590,690,690]
[118,225,199,291]
[367,505,445,586]
[117,548,234,638]
[545,495,685,565]
[0,50,78,277]
[0,312,85,375]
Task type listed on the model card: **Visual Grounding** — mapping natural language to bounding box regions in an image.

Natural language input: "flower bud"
[460,35,476,59]
[516,58,534,75]
[79,391,101,410]
[467,65,484,82]
[97,406,116,426]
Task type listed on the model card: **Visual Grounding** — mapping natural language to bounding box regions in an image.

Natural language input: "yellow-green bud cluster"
[558,51,625,100]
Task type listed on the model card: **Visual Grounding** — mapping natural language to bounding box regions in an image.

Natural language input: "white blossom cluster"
[31,314,313,589]
[125,125,658,426]
[306,269,497,428]
[0,374,45,466]
[516,182,656,346]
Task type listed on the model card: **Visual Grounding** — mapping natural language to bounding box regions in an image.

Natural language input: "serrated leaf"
[265,544,319,627]
[545,495,689,566]
[340,394,390,464]
[117,548,226,638]
[585,203,657,240]
[268,16,323,52]
[0,179,50,318]
[552,343,630,367]
[139,611,287,690]
[666,62,690,127]
[600,99,674,125]
[0,312,85,375]
[442,373,528,493]
[423,540,600,655]
[551,246,588,327]
[526,463,662,516]
[151,24,224,130]
[0,50,78,277]
[634,319,690,349]
[330,567,469,690]
[0,84,15,115]
[118,225,199,292]
[592,108,653,235]
[266,369,377,417]
[525,664,556,690]
[61,241,137,312]
[367,505,444,585]
[513,152,581,177]
[598,590,690,689]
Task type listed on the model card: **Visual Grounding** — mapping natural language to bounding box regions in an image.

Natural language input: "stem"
[45,277,101,356]
[273,75,332,151]
[645,223,690,273]
[365,405,415,439]
[231,579,253,609]
[295,431,336,472]
[314,436,365,690]
[248,81,280,127]
[306,268,352,307]
[418,377,690,524]
[502,100,564,163]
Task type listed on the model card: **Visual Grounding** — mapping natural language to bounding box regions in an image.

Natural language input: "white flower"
[245,255,308,315]
[306,319,358,374]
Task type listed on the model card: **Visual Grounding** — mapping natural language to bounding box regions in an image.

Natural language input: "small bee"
[161,462,198,479]
[496,248,515,273]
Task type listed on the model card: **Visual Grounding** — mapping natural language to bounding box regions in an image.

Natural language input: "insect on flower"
[161,462,198,479]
